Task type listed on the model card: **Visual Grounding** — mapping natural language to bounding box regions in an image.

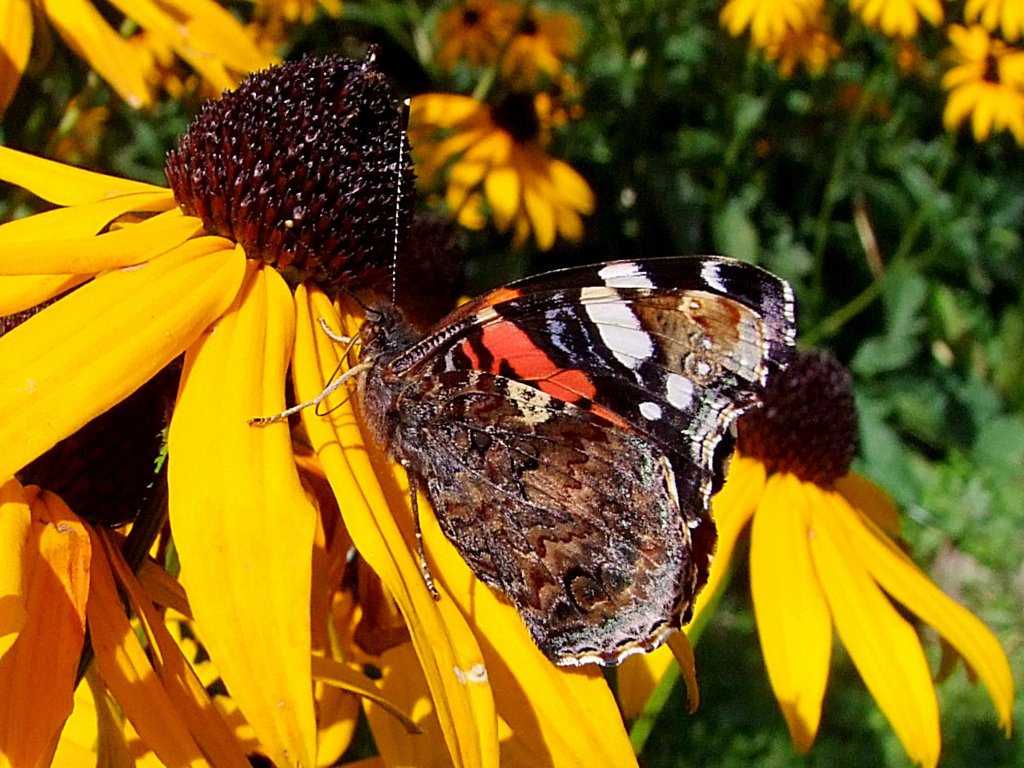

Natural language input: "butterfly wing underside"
[369,256,796,664]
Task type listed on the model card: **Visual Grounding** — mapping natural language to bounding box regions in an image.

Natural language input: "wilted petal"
[841,494,1014,733]
[0,238,245,480]
[168,264,317,768]
[293,285,498,768]
[750,472,832,752]
[0,486,90,767]
[0,145,163,205]
[97,531,251,767]
[810,489,941,768]
[0,477,32,654]
[86,527,208,767]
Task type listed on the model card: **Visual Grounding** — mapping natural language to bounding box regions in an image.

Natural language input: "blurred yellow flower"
[410,91,594,250]
[849,0,944,38]
[720,0,822,49]
[943,24,1024,144]
[0,0,271,116]
[501,4,582,86]
[687,351,1014,767]
[436,0,517,69]
[762,10,841,77]
[965,0,1024,42]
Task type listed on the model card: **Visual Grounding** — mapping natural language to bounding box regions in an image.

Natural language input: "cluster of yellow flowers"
[720,0,1024,144]
[410,0,595,250]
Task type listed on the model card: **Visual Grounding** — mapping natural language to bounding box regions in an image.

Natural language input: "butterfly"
[271,255,796,665]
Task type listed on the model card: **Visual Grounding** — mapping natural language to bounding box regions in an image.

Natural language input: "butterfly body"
[355,256,796,665]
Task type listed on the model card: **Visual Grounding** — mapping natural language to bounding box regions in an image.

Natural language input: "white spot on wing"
[666,373,694,410]
[700,261,730,294]
[640,401,663,421]
[597,262,654,289]
[583,299,654,370]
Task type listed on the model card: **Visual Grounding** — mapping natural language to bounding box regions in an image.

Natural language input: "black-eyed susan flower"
[761,9,842,78]
[849,0,944,38]
[943,24,1024,145]
[0,53,415,766]
[435,0,519,70]
[966,0,1024,42]
[0,0,271,116]
[501,4,582,87]
[720,0,821,50]
[1,51,643,766]
[409,91,594,250]
[679,350,1012,767]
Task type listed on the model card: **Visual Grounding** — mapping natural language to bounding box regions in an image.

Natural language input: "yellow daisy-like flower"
[501,5,583,86]
[409,91,595,250]
[761,9,842,77]
[0,0,271,116]
[942,24,1024,145]
[681,350,1012,767]
[965,0,1024,42]
[1,54,642,766]
[720,0,822,50]
[849,0,944,38]
[435,0,518,70]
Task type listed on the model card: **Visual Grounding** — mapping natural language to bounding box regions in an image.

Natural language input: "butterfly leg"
[405,465,440,600]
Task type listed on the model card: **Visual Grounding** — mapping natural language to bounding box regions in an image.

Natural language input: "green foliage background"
[2,0,1021,765]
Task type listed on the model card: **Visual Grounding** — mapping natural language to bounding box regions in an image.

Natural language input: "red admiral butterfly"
[268,256,796,665]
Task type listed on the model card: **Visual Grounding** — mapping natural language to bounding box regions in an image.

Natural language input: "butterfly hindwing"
[385,369,702,664]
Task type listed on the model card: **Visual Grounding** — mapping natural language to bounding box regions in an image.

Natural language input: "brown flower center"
[737,349,858,486]
[165,52,415,290]
[490,92,541,143]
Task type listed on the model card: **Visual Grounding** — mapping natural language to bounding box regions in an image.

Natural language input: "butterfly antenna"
[391,98,411,306]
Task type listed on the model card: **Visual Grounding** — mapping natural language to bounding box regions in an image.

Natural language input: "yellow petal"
[115,0,272,85]
[809,488,941,768]
[483,164,521,231]
[834,472,901,538]
[0,0,32,116]
[0,273,92,316]
[750,473,832,752]
[0,191,176,247]
[292,285,497,768]
[690,455,764,633]
[419,492,638,767]
[168,264,317,768]
[0,145,164,205]
[0,237,244,480]
[0,487,90,767]
[312,654,419,734]
[521,179,556,250]
[0,477,32,654]
[86,527,208,767]
[0,209,203,274]
[96,530,251,768]
[840,493,1015,733]
[40,0,152,108]
[617,644,676,721]
[365,642,459,767]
